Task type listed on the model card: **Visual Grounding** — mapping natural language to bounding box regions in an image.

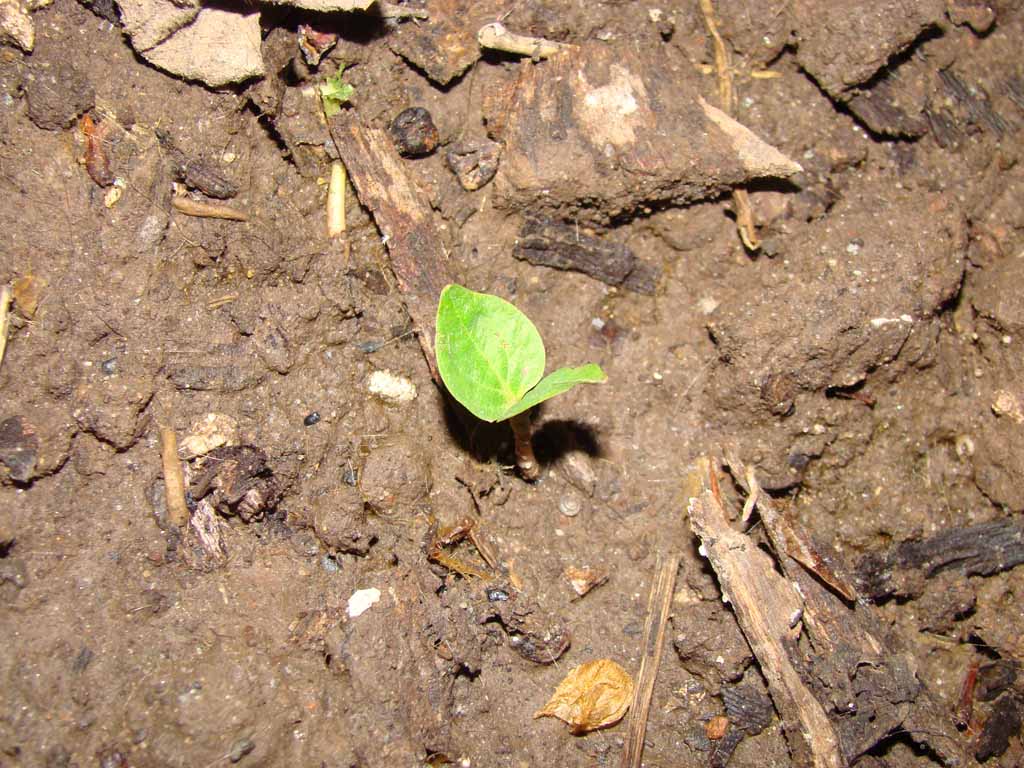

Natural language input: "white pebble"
[347,587,381,618]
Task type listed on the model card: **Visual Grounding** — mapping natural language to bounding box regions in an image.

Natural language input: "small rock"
[347,587,381,618]
[367,369,417,404]
[0,416,39,484]
[389,107,439,157]
[228,736,256,763]
[446,139,501,191]
[178,413,239,460]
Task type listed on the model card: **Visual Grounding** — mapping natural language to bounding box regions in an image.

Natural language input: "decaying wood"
[620,554,679,768]
[688,457,969,768]
[327,113,454,381]
[689,459,842,768]
[513,218,660,294]
[856,518,1024,600]
[159,426,190,528]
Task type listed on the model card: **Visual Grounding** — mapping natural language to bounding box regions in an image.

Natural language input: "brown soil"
[2,1,1024,766]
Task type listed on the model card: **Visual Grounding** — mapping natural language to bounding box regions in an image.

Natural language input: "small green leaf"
[498,364,607,421]
[320,66,354,117]
[436,284,546,422]
[435,284,607,423]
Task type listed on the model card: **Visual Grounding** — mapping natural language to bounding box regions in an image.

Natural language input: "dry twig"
[160,426,191,529]
[699,0,761,251]
[172,196,249,222]
[620,554,679,768]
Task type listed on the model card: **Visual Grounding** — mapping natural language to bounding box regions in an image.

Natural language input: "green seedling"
[435,283,606,480]
[319,65,355,117]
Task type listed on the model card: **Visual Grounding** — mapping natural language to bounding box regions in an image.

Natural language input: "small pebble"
[101,357,117,375]
[303,411,321,427]
[321,554,340,573]
[348,587,381,617]
[229,737,255,763]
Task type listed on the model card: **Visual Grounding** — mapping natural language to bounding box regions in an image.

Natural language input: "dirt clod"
[389,107,440,157]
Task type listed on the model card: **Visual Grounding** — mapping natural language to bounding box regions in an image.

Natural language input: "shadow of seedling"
[533,418,603,465]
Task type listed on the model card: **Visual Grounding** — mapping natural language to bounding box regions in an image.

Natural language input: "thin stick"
[620,554,680,768]
[0,284,10,371]
[172,196,249,222]
[160,426,191,528]
[699,0,761,251]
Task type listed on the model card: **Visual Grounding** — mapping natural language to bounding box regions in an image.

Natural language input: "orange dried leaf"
[534,659,634,734]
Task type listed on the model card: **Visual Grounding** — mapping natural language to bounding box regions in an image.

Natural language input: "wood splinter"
[172,196,249,222]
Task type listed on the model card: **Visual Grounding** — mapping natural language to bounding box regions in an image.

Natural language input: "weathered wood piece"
[493,43,800,223]
[856,518,1024,600]
[328,114,455,380]
[688,458,969,768]
[513,218,659,294]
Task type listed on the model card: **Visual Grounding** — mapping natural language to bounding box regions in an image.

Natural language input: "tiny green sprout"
[435,283,606,479]
[319,65,355,117]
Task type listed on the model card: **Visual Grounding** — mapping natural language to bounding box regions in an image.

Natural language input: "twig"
[620,554,679,768]
[477,22,567,59]
[160,426,190,529]
[378,1,428,19]
[207,294,238,310]
[699,0,761,251]
[172,196,249,222]
[0,284,10,371]
[327,161,346,237]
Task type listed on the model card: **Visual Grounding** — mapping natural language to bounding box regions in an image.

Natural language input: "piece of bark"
[386,0,514,86]
[327,114,455,380]
[975,694,1022,762]
[514,218,659,294]
[855,518,1024,600]
[688,458,969,768]
[494,43,800,223]
[847,80,928,138]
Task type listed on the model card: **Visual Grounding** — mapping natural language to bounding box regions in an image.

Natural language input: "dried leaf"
[535,659,634,733]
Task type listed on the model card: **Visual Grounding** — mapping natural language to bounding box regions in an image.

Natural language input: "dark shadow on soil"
[533,418,603,464]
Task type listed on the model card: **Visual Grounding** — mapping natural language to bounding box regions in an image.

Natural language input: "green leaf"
[498,364,607,421]
[435,284,607,423]
[436,284,546,422]
[320,66,354,117]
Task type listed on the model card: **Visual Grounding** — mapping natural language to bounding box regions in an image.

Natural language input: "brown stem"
[508,412,539,481]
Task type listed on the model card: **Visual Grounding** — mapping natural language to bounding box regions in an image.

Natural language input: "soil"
[2,1,1024,766]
